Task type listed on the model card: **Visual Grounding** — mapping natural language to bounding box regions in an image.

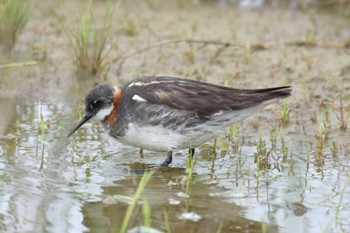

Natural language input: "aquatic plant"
[335,178,350,222]
[162,208,171,233]
[123,16,137,36]
[261,222,267,233]
[216,223,223,233]
[315,120,328,157]
[185,147,196,195]
[184,44,195,63]
[0,60,37,69]
[280,134,288,158]
[142,198,151,231]
[39,109,45,171]
[269,127,278,149]
[228,125,242,157]
[62,0,114,77]
[254,137,270,172]
[330,141,338,157]
[119,171,154,233]
[0,0,30,53]
[280,100,291,125]
[210,138,217,172]
[330,72,348,131]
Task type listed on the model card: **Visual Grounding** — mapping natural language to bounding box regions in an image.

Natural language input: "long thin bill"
[67,114,93,138]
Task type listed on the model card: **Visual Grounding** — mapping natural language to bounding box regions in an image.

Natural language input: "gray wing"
[124,76,291,118]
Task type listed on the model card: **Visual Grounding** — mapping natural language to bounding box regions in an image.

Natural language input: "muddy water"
[1,1,350,233]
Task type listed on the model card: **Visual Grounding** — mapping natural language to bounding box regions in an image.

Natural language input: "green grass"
[0,0,30,53]
[185,147,196,195]
[124,16,137,36]
[39,109,45,171]
[142,197,151,231]
[62,0,114,77]
[304,29,317,44]
[210,138,217,172]
[280,134,288,158]
[330,72,348,131]
[184,44,195,63]
[163,208,171,233]
[254,137,271,173]
[40,111,45,138]
[318,120,327,137]
[119,171,154,233]
[316,120,328,156]
[261,222,267,233]
[0,60,38,69]
[335,177,350,223]
[330,141,338,157]
[270,127,278,149]
[216,223,223,233]
[280,100,291,125]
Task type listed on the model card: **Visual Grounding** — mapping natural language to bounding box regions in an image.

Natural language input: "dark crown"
[85,83,115,114]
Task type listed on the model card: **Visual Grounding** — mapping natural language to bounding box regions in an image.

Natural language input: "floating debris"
[127,226,164,233]
[102,195,117,204]
[168,198,181,205]
[176,192,190,199]
[179,212,202,222]
[167,180,177,187]
[209,191,248,199]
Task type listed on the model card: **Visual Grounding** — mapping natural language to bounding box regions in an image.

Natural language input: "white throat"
[95,105,114,121]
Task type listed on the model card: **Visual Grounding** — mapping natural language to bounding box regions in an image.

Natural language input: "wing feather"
[124,76,291,117]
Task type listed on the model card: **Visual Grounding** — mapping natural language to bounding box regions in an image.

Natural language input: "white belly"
[117,123,187,151]
[116,106,263,152]
[116,122,224,152]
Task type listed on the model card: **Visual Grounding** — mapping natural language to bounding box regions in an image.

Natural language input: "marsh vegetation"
[0,0,349,232]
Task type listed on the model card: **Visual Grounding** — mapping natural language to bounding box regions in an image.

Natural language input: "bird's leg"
[139,148,144,158]
[189,148,195,158]
[161,151,173,166]
[187,148,196,165]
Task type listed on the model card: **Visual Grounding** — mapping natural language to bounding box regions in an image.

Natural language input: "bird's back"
[107,76,291,151]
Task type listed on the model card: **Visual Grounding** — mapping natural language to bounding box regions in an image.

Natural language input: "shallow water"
[1,1,350,233]
[1,99,349,232]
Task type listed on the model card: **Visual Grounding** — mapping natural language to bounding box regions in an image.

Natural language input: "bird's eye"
[93,99,102,106]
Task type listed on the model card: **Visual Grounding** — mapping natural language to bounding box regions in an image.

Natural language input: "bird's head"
[68,83,115,137]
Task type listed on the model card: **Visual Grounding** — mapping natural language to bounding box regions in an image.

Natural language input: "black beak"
[67,114,94,138]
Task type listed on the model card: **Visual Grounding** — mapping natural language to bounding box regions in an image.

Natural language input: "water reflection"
[82,170,278,233]
[0,96,349,232]
[0,100,275,232]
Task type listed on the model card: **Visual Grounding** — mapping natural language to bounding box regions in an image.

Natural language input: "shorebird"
[68,76,291,166]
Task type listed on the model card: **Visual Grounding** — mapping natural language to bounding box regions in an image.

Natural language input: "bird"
[68,76,291,166]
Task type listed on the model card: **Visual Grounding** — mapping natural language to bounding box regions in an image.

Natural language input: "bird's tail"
[252,86,292,105]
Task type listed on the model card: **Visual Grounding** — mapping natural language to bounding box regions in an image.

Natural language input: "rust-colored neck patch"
[104,88,122,128]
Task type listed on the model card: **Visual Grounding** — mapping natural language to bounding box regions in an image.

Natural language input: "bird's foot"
[161,151,172,166]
